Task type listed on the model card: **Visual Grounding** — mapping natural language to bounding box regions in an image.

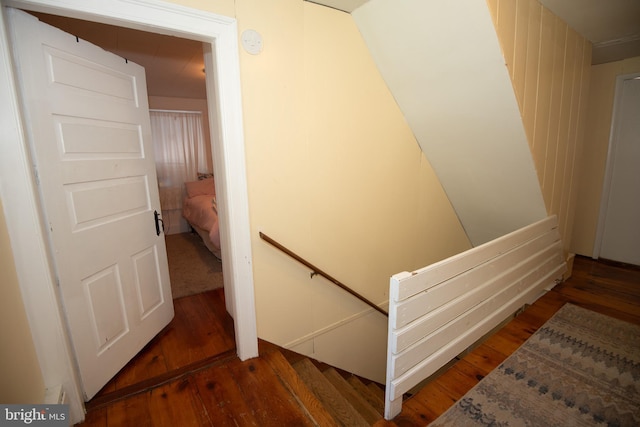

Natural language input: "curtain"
[150,110,209,211]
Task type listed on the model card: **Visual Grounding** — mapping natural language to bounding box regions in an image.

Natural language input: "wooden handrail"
[259,232,388,317]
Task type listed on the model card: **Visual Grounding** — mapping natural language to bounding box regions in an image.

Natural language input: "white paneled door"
[599,75,640,266]
[8,9,174,399]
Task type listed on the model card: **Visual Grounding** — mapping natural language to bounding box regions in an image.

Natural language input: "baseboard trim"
[283,300,389,350]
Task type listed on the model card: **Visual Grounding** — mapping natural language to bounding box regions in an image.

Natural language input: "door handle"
[154,210,164,236]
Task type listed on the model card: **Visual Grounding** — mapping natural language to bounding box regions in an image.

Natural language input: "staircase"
[259,340,395,427]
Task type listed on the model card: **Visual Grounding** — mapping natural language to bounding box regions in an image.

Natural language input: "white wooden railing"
[384,215,567,419]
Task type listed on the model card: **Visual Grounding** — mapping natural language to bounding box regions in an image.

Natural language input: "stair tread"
[346,375,385,415]
[293,358,370,427]
[323,368,382,424]
[262,347,340,427]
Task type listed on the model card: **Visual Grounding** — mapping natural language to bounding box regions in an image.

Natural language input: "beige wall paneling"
[565,40,592,249]
[550,28,577,216]
[488,0,592,256]
[557,37,590,248]
[513,0,531,110]
[487,0,498,25]
[541,17,566,206]
[497,0,516,81]
[522,0,542,142]
[530,8,556,188]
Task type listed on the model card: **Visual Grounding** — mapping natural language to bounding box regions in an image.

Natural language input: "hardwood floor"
[85,288,236,412]
[75,256,640,426]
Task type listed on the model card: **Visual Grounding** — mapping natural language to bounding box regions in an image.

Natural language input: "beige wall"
[151,0,470,381]
[235,0,470,380]
[570,56,640,256]
[487,0,592,256]
[0,198,45,403]
[162,0,235,17]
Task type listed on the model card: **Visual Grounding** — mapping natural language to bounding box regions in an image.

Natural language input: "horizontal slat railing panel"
[390,228,561,331]
[389,245,564,378]
[388,261,566,399]
[384,216,566,420]
[393,216,558,301]
[391,240,563,354]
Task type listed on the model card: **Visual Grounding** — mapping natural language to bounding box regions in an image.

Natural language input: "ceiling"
[315,0,640,64]
[32,0,640,99]
[536,0,640,64]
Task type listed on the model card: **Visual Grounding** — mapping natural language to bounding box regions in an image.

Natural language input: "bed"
[182,177,221,259]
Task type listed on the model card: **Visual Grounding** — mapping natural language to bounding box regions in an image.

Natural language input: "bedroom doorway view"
[27,11,236,402]
[150,109,225,298]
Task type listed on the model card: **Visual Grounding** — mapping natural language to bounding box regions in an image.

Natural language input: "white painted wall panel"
[353,0,547,246]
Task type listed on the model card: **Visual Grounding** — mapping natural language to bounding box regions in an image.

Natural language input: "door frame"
[0,0,257,422]
[593,71,640,259]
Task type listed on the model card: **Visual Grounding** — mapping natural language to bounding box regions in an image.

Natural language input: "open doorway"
[0,1,257,422]
[30,12,225,298]
[25,10,234,395]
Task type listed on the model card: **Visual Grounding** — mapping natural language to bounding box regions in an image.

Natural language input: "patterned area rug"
[431,304,640,426]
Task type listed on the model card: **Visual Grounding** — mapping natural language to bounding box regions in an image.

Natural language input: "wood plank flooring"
[85,288,235,411]
[76,256,640,426]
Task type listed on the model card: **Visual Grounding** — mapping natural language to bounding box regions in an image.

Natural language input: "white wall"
[353,0,548,246]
